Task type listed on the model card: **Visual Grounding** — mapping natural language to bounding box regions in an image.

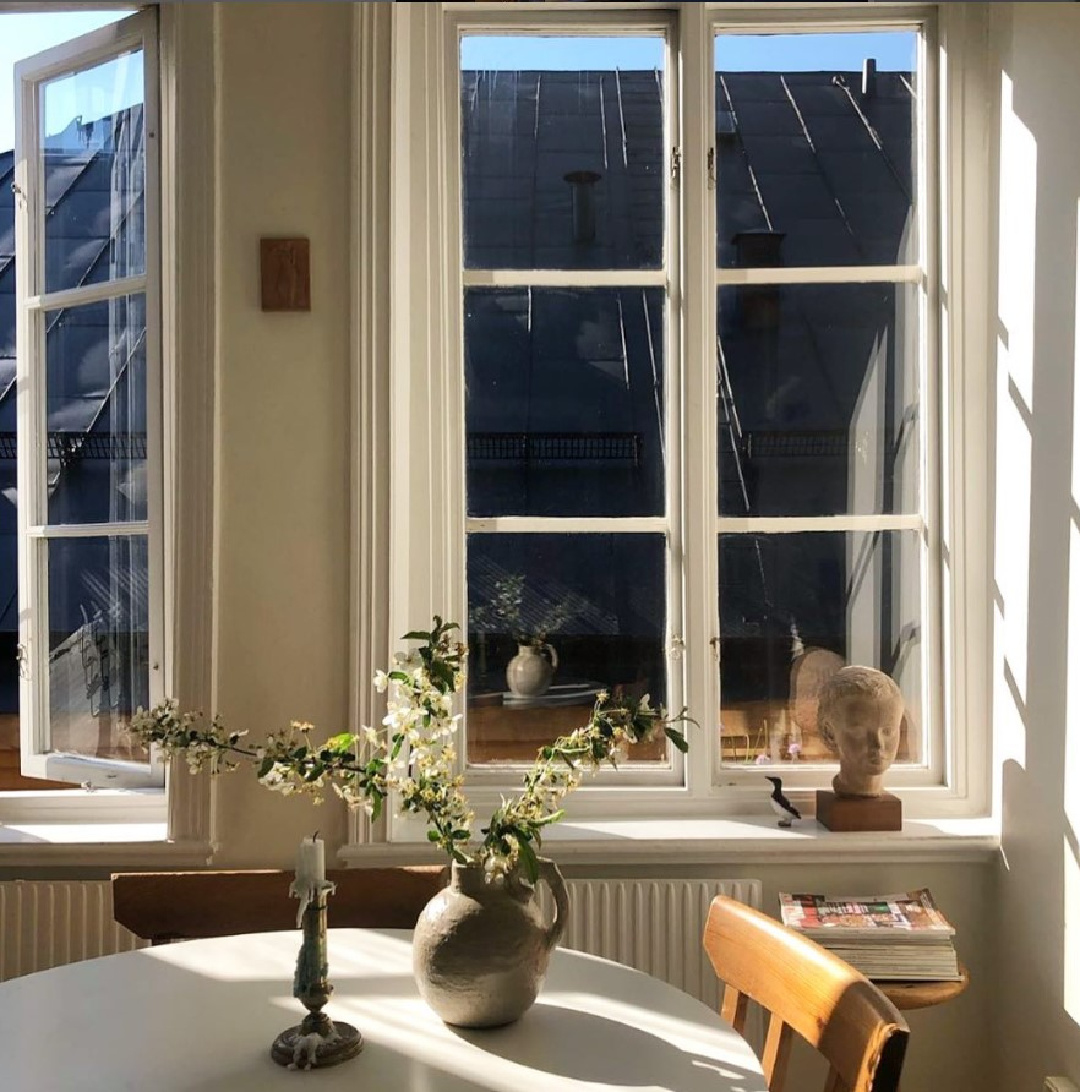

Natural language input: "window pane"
[47,534,149,763]
[466,287,665,518]
[717,283,918,517]
[45,292,147,524]
[467,533,667,764]
[715,31,917,268]
[41,48,145,292]
[461,35,665,270]
[717,531,922,766]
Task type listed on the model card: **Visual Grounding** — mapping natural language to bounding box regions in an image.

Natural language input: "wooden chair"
[702,895,909,1092]
[111,866,446,944]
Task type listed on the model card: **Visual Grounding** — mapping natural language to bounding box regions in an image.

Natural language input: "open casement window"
[13,10,163,789]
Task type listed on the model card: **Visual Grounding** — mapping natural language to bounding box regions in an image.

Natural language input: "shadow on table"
[453,1003,764,1091]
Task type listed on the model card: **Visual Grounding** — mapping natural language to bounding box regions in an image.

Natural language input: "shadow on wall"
[992,4,1080,1088]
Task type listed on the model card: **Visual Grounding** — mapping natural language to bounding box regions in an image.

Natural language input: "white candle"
[295,833,326,890]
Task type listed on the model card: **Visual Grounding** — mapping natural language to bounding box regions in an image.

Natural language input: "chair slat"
[762,1016,793,1091]
[721,984,749,1035]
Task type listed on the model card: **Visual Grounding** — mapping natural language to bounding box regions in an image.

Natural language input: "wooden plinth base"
[816,790,902,831]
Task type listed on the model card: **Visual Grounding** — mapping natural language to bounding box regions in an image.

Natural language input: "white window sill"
[0,821,212,868]
[341,814,1000,868]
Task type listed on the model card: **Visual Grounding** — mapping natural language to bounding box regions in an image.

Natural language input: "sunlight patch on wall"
[993,72,1037,773]
[1064,834,1080,1027]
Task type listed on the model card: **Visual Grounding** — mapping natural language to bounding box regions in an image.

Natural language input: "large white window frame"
[374,0,994,841]
[0,3,215,863]
[14,9,164,789]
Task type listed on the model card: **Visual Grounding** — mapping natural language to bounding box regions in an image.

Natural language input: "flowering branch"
[129,617,693,881]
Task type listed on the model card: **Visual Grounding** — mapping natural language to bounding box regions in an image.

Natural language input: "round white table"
[0,928,768,1091]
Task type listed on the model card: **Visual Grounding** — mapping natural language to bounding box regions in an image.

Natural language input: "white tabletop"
[0,928,767,1091]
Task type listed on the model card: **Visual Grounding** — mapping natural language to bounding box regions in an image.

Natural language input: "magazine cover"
[779,888,955,938]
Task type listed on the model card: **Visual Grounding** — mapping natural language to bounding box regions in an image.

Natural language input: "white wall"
[991,3,1080,1088]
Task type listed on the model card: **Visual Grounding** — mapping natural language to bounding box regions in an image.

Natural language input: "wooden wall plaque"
[260,237,310,311]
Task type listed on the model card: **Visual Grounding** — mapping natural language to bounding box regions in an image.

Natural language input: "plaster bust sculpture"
[817,665,904,798]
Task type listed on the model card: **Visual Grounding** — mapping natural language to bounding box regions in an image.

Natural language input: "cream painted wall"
[200,4,996,1088]
[212,2,353,864]
[991,3,1080,1088]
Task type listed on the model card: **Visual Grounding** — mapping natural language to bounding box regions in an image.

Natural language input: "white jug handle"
[543,643,558,672]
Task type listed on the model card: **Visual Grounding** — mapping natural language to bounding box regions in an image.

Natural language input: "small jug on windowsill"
[506,642,557,698]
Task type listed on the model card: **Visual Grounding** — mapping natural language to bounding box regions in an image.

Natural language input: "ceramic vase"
[412,858,569,1028]
[506,642,558,697]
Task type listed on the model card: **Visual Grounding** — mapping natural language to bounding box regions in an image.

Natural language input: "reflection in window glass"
[717,531,922,767]
[717,283,919,517]
[47,535,149,763]
[466,287,665,518]
[42,49,146,292]
[461,35,665,270]
[45,293,148,524]
[714,31,918,268]
[467,533,667,764]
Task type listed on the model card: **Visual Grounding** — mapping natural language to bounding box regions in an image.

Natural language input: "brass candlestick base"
[271,889,363,1070]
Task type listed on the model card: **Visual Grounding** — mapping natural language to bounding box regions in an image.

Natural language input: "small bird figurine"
[765,776,801,828]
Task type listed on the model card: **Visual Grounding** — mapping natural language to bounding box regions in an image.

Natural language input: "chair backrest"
[702,895,909,1092]
[112,866,446,944]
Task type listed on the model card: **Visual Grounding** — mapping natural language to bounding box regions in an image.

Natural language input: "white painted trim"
[463,269,667,288]
[715,265,922,286]
[348,1,394,848]
[342,814,999,869]
[716,514,925,534]
[158,1,215,847]
[466,516,669,534]
[25,275,149,312]
[26,521,150,539]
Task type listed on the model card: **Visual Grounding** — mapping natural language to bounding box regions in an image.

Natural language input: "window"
[382,2,983,830]
[10,10,162,790]
[0,4,213,856]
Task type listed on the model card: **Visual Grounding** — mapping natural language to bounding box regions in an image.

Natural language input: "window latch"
[669,634,685,659]
[707,147,717,190]
[15,643,29,680]
[670,146,681,184]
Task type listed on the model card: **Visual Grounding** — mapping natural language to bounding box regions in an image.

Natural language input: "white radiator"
[0,879,146,982]
[543,877,762,1009]
[0,875,761,1006]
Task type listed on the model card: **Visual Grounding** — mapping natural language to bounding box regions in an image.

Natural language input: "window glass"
[715,31,918,268]
[717,282,919,517]
[467,533,668,764]
[717,531,923,766]
[45,292,148,524]
[466,286,665,518]
[47,534,149,763]
[461,35,665,270]
[41,49,146,292]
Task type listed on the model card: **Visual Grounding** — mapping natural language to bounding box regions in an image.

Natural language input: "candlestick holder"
[270,887,363,1070]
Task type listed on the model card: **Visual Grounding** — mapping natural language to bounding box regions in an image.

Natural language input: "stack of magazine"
[778,888,961,982]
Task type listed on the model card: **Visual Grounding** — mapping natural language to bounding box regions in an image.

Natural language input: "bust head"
[817,666,904,797]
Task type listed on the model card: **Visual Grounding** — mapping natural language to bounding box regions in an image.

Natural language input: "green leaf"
[665,726,689,753]
[427,829,441,842]
[517,838,540,884]
[403,631,431,641]
[256,758,275,779]
[534,809,565,827]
